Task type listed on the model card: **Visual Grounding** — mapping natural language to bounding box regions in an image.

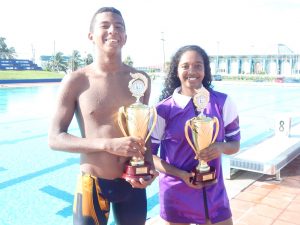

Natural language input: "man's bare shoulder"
[60,66,91,88]
[64,67,88,82]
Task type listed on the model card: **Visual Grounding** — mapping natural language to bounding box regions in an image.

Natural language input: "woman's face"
[177,50,205,96]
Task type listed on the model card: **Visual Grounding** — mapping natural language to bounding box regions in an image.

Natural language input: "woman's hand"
[195,142,223,162]
[195,141,240,161]
[180,170,217,189]
[178,170,195,187]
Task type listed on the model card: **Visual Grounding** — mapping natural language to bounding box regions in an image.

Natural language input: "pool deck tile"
[146,155,300,225]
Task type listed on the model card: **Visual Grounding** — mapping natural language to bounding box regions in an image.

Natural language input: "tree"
[45,52,67,72]
[68,50,82,71]
[124,56,133,66]
[0,37,17,59]
[84,53,93,66]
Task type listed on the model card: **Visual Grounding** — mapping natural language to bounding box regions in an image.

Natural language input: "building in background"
[209,44,300,76]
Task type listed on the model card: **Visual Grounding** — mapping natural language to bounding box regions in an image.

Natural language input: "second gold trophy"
[118,73,157,181]
[184,87,219,185]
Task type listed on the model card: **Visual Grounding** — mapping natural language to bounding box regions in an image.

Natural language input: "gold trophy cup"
[118,73,157,181]
[184,87,219,185]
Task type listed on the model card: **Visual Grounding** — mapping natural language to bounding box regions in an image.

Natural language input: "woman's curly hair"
[159,45,212,101]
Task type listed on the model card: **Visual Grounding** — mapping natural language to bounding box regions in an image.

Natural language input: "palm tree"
[69,50,82,71]
[0,37,17,59]
[84,53,93,66]
[124,56,133,66]
[45,52,67,72]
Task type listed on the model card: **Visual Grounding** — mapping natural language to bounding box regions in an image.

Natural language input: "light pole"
[53,40,56,71]
[161,32,166,72]
[31,43,35,63]
[216,41,220,74]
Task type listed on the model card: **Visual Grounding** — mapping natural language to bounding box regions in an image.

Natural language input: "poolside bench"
[223,122,300,180]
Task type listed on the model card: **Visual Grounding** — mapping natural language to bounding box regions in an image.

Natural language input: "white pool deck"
[225,122,300,180]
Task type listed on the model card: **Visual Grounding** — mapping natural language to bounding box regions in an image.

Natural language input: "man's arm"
[48,74,99,153]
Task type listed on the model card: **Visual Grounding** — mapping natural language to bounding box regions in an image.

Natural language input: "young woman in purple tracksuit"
[151,45,241,225]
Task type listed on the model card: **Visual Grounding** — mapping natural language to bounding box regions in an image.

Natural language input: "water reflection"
[0,86,59,121]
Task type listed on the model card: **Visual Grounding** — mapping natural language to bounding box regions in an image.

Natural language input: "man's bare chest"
[77,85,135,120]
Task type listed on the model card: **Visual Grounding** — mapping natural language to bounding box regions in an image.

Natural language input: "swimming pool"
[0,81,300,225]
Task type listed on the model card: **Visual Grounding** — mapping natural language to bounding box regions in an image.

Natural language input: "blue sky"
[1,0,300,66]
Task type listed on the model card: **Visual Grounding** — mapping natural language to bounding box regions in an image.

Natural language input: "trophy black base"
[191,166,216,185]
[122,162,152,181]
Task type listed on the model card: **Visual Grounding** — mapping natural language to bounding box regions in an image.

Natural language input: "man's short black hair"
[89,7,125,32]
[97,7,123,17]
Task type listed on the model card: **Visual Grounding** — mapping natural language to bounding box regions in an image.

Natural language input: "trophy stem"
[196,160,210,173]
[135,97,141,103]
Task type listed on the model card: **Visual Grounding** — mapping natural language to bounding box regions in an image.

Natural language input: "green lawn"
[0,70,64,80]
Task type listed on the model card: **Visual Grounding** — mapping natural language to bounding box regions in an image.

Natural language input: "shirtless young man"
[48,7,157,225]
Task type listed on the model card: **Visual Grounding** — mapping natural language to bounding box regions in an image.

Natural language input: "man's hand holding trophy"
[184,86,219,186]
[118,72,157,181]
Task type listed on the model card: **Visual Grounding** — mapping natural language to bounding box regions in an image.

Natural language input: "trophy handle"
[211,117,219,143]
[184,119,197,153]
[145,106,157,143]
[118,106,129,137]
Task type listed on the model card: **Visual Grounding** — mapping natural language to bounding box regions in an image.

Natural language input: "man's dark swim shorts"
[73,173,147,225]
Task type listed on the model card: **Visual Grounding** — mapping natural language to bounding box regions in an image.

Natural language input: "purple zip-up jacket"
[151,87,240,224]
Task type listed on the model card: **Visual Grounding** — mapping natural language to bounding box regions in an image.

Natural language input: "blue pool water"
[0,81,300,225]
